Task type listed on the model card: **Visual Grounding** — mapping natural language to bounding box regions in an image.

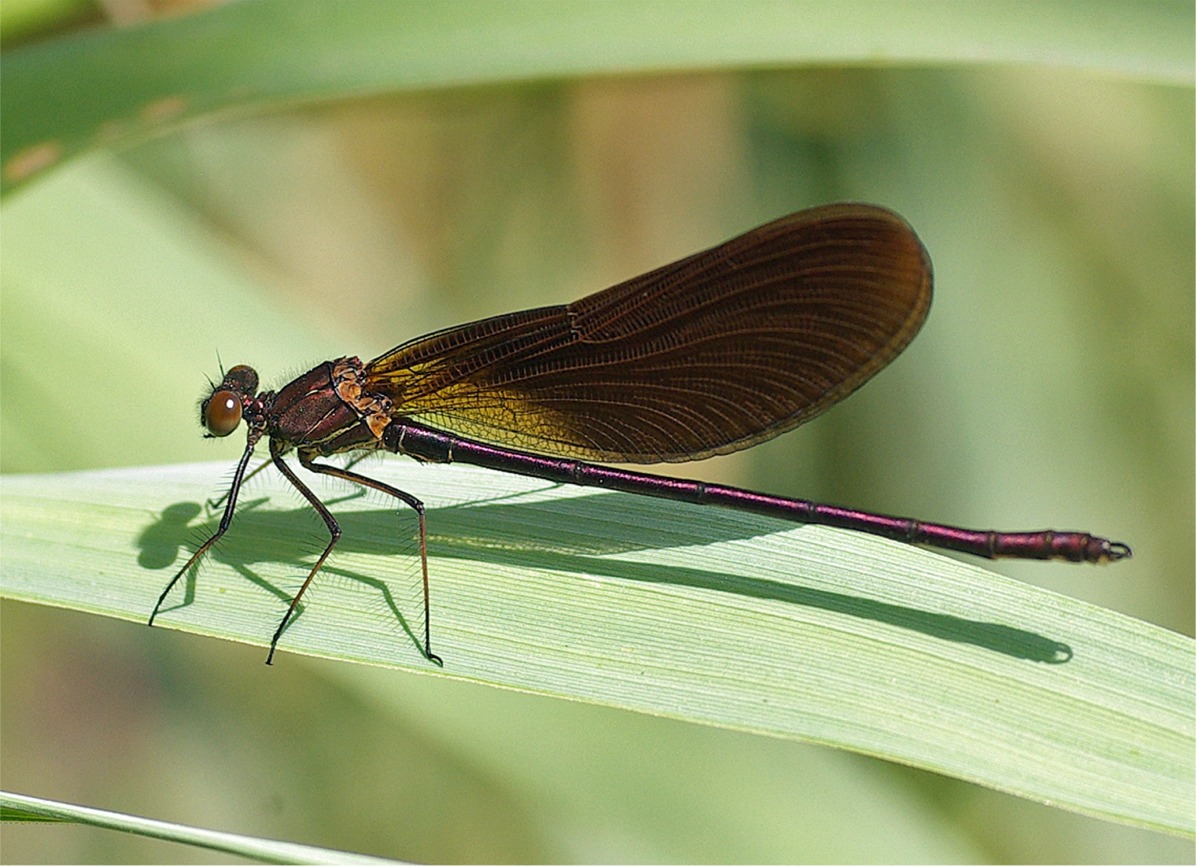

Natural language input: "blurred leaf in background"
[1,0,1192,863]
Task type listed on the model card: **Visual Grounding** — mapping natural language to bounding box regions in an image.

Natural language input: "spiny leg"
[299,450,441,667]
[208,452,369,511]
[150,431,262,626]
[206,458,270,510]
[265,440,344,665]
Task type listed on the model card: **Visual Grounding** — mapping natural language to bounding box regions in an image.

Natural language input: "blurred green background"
[1,1,1192,862]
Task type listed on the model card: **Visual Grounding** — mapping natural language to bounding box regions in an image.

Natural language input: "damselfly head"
[200,364,259,438]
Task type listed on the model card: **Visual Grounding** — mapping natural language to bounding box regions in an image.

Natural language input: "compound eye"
[204,390,243,437]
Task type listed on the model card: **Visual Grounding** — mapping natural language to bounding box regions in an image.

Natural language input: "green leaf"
[2,0,1191,194]
[0,791,401,864]
[2,460,1192,836]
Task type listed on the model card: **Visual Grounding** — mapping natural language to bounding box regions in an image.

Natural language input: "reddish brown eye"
[204,390,242,437]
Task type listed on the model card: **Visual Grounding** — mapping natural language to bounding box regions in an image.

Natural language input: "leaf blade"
[0,791,401,864]
[3,0,1191,193]
[2,461,1191,836]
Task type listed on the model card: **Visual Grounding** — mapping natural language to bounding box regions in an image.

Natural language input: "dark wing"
[365,203,932,463]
